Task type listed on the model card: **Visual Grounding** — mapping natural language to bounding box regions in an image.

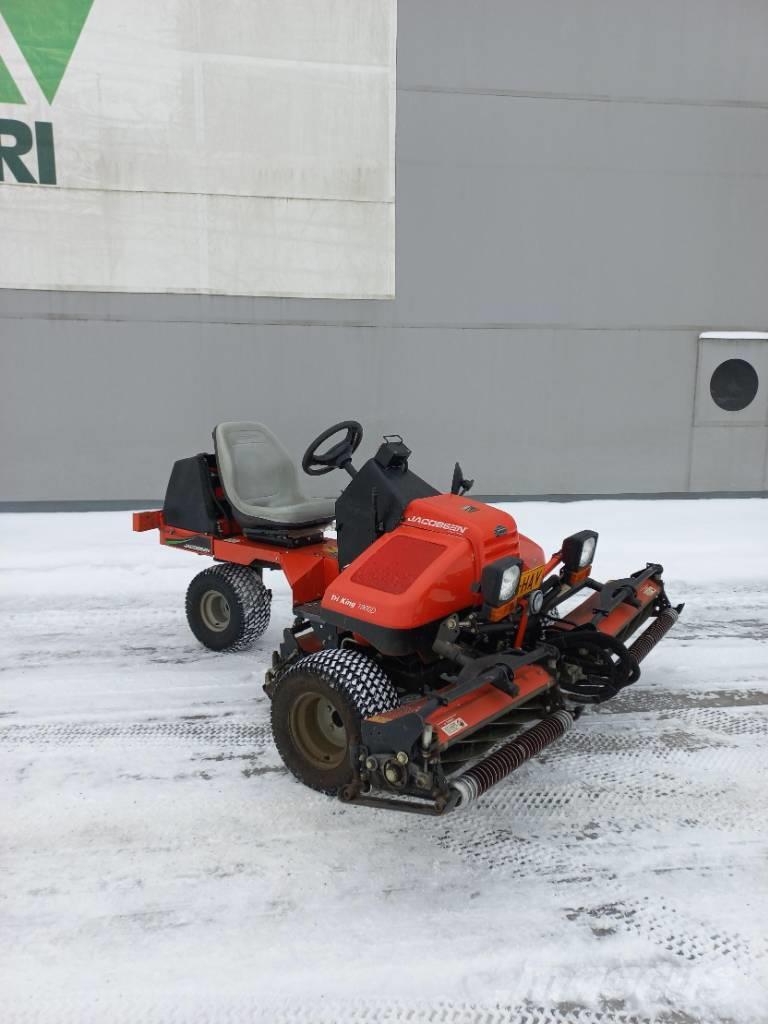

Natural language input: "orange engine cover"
[321,494,541,630]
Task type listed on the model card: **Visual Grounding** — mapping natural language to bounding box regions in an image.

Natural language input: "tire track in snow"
[4,999,740,1024]
[598,686,768,714]
[566,894,768,973]
[430,700,768,891]
[0,717,272,748]
[672,706,768,736]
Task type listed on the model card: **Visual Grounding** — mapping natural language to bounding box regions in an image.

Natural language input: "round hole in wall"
[709,358,759,412]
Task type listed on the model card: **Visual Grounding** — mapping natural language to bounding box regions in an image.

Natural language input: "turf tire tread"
[185,563,271,651]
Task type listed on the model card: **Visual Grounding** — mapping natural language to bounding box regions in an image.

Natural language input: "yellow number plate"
[518,564,546,597]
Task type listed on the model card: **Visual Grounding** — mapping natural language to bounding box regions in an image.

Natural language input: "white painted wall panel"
[0,185,393,297]
[0,0,395,297]
[200,59,393,200]
[187,0,395,66]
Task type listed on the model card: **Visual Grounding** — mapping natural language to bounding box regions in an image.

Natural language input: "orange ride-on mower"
[133,421,683,815]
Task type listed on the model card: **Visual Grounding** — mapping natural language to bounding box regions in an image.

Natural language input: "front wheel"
[271,648,398,794]
[185,563,271,651]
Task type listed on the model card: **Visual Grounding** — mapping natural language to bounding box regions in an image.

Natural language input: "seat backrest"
[213,422,303,512]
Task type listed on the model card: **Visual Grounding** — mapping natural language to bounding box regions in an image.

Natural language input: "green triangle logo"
[0,0,95,104]
[0,52,23,103]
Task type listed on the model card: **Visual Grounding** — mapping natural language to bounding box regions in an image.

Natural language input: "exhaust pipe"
[451,709,575,808]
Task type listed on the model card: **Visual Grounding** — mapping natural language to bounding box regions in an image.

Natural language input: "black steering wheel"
[302,420,363,476]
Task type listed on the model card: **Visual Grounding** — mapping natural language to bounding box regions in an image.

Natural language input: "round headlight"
[528,589,544,614]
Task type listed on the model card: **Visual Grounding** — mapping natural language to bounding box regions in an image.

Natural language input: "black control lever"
[451,461,475,496]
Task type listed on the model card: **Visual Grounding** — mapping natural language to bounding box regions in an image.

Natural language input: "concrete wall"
[2,0,767,503]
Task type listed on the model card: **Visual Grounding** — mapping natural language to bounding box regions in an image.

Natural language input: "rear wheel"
[271,648,398,794]
[186,564,271,651]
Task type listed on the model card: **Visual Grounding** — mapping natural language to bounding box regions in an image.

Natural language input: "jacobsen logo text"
[406,516,467,535]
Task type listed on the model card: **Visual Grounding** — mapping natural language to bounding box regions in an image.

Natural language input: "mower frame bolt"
[396,751,409,765]
[365,757,377,771]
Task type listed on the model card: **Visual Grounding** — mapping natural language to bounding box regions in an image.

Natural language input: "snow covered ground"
[2,501,767,1024]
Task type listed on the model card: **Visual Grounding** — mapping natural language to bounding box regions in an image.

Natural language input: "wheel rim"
[199,589,231,632]
[289,692,348,769]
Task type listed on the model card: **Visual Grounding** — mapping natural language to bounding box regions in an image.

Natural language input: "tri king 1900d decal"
[329,593,377,616]
[406,516,467,535]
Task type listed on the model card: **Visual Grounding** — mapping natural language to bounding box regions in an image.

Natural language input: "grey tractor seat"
[213,422,336,530]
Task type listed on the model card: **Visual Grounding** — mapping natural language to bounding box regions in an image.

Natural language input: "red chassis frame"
[133,509,664,753]
[133,510,340,605]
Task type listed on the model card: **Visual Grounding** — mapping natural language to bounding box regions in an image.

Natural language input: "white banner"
[0,0,395,297]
